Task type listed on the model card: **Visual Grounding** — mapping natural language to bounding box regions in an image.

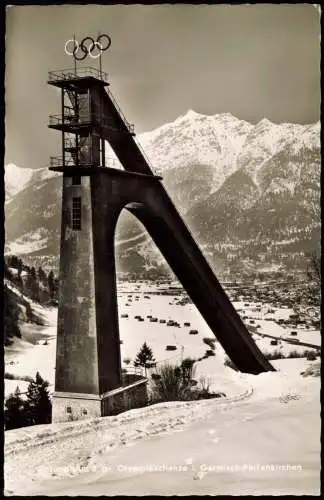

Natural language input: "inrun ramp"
[93,83,275,375]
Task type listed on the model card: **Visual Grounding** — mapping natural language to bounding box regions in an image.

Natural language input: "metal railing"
[135,139,162,177]
[49,112,136,138]
[50,156,85,168]
[136,140,154,172]
[48,66,109,83]
[48,113,92,126]
[49,152,159,175]
[106,87,135,135]
[49,154,123,169]
[50,156,93,168]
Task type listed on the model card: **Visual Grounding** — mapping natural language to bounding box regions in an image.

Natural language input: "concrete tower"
[48,68,148,423]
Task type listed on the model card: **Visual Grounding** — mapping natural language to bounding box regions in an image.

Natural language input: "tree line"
[4,255,59,345]
[5,372,52,430]
[4,285,22,346]
[4,255,59,305]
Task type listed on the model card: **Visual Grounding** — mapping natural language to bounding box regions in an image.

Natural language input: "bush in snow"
[305,350,317,361]
[149,363,192,403]
[150,358,196,403]
[287,350,303,359]
[191,374,226,400]
[150,359,224,403]
[264,350,285,360]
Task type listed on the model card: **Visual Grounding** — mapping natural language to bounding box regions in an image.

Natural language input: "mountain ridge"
[5,111,320,277]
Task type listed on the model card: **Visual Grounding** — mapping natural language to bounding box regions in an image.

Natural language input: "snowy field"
[4,280,321,495]
[4,280,321,398]
[4,355,321,495]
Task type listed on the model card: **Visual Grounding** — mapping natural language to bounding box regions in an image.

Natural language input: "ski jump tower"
[49,35,274,423]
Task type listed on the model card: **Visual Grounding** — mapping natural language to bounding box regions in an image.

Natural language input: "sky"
[5,4,321,170]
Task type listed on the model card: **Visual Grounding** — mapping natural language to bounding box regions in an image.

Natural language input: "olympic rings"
[64,34,111,60]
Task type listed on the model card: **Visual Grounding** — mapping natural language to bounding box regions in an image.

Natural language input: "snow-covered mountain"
[5,163,59,203]
[4,111,321,276]
[186,120,320,275]
[5,164,35,202]
[137,110,253,192]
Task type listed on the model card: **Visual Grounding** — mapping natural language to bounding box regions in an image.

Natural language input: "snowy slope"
[4,357,320,496]
[4,279,320,495]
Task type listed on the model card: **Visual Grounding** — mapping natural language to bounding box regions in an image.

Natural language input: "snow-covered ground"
[4,281,320,399]
[4,281,321,495]
[4,354,320,495]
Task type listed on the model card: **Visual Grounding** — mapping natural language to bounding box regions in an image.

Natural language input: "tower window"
[72,175,81,185]
[72,197,82,230]
[66,406,72,413]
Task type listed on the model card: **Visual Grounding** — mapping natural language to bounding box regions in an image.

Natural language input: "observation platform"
[47,67,109,89]
[47,66,135,136]
[48,113,135,136]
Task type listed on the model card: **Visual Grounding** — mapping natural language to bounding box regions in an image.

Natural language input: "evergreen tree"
[134,341,156,376]
[4,261,12,280]
[7,255,19,269]
[5,386,26,430]
[38,266,47,285]
[25,267,40,302]
[4,285,21,346]
[15,273,24,291]
[39,287,50,305]
[37,267,50,304]
[30,267,37,281]
[16,257,23,277]
[54,277,59,297]
[25,301,33,323]
[48,270,55,299]
[25,372,52,425]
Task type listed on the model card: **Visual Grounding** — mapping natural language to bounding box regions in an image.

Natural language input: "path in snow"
[5,359,320,496]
